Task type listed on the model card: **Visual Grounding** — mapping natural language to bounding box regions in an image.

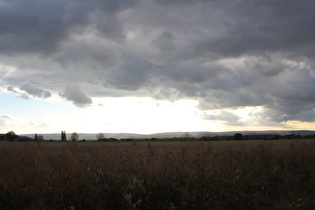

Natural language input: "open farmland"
[0,140,314,209]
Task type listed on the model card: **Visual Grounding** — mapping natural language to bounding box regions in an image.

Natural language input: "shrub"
[5,131,17,142]
[71,132,79,142]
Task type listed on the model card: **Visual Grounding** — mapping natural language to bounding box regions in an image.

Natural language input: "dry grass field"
[0,140,314,209]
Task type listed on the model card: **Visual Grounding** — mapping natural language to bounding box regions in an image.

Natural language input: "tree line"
[2,130,311,142]
[0,131,106,142]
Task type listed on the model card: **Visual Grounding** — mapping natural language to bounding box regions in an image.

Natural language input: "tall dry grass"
[0,140,314,209]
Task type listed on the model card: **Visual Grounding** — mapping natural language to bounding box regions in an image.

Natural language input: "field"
[0,140,314,209]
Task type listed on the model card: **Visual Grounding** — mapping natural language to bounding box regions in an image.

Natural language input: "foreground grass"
[0,140,314,209]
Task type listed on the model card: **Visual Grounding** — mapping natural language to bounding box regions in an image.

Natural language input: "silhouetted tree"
[234,133,243,140]
[6,131,17,142]
[181,132,194,140]
[71,132,79,142]
[34,134,38,141]
[61,131,67,142]
[37,135,44,142]
[97,133,105,141]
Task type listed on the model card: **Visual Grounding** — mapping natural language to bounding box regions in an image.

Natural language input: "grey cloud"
[264,68,315,117]
[20,82,51,98]
[153,31,176,51]
[104,53,155,91]
[0,1,69,54]
[183,1,315,59]
[7,86,19,94]
[203,111,241,126]
[282,111,315,123]
[53,37,119,71]
[0,0,138,55]
[203,111,240,121]
[59,85,92,107]
[222,67,315,121]
[153,0,211,6]
[7,86,29,99]
[148,0,315,59]
[93,13,125,42]
[156,56,315,124]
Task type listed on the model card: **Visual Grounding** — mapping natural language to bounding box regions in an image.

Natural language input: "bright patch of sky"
[2,90,305,135]
[0,93,211,134]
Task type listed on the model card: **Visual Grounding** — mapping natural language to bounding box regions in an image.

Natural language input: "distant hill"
[19,130,315,141]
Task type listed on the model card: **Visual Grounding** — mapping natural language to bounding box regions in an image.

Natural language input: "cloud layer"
[1,0,315,123]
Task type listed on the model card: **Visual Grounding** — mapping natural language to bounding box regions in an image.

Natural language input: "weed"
[0,140,314,209]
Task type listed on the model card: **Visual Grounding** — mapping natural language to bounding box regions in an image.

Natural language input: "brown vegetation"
[0,140,314,209]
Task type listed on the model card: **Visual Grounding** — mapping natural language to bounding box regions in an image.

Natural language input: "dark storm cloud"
[1,0,315,125]
[282,111,315,123]
[0,1,67,54]
[186,0,315,59]
[53,37,119,71]
[104,53,155,91]
[0,0,138,54]
[153,31,176,51]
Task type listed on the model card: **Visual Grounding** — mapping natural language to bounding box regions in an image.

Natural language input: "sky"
[1,0,315,135]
